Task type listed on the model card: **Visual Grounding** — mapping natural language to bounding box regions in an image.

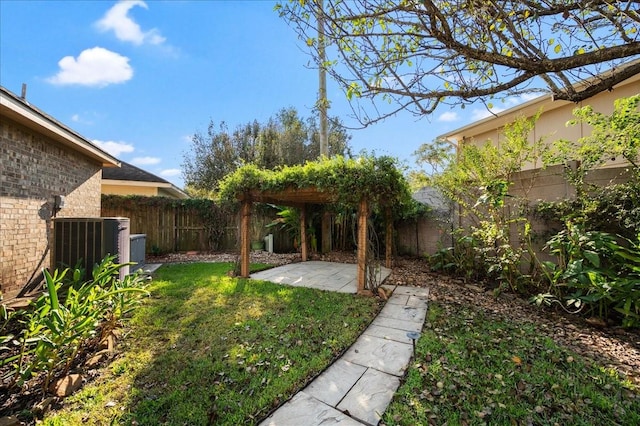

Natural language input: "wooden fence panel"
[102,198,287,254]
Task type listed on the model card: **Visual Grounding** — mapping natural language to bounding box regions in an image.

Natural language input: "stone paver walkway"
[252,263,429,426]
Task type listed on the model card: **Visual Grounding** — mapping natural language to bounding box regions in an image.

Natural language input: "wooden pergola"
[238,187,393,294]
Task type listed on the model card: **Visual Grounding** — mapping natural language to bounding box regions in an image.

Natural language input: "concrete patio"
[250,261,392,293]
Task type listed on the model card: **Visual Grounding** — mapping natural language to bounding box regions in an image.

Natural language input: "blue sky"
[0,0,513,189]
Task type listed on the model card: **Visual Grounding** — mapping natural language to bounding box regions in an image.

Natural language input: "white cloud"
[469,93,543,121]
[96,0,165,46]
[131,156,161,166]
[92,139,134,157]
[160,168,181,177]
[471,107,502,121]
[438,111,459,122]
[519,92,542,102]
[70,112,96,125]
[47,47,133,87]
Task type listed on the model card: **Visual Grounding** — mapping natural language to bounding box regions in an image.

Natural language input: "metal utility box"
[52,217,130,280]
[130,234,146,272]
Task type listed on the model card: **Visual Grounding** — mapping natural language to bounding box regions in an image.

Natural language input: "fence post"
[300,204,308,262]
[385,207,392,268]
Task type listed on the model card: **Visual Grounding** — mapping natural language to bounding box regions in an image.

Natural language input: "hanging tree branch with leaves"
[276,0,640,126]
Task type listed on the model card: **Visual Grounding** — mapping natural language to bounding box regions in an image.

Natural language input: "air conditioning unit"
[52,217,130,281]
[129,234,146,273]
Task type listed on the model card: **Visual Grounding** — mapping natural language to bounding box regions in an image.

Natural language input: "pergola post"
[240,200,251,277]
[385,206,393,269]
[300,204,308,262]
[321,211,332,254]
[357,198,368,293]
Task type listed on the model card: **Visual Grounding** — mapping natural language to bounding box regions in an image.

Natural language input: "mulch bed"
[385,256,640,388]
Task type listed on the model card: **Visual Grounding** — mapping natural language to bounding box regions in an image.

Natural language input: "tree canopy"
[277,0,640,125]
[182,107,351,193]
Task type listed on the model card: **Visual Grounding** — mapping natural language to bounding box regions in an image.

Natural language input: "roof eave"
[0,87,119,167]
[103,179,190,199]
[438,70,640,144]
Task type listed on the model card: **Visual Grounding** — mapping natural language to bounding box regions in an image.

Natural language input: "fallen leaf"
[475,410,487,418]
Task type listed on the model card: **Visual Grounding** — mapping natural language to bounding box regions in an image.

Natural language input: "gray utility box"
[53,217,130,280]
[130,234,146,272]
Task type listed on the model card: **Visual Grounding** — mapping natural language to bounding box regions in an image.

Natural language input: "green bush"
[535,180,640,240]
[0,256,149,390]
[535,224,640,327]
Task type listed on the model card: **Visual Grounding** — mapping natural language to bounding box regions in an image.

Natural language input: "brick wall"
[1,117,102,299]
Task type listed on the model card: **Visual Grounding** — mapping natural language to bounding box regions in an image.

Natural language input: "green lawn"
[383,302,640,425]
[42,262,381,425]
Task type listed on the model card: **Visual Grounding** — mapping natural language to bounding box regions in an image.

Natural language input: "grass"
[383,302,640,425]
[41,262,381,425]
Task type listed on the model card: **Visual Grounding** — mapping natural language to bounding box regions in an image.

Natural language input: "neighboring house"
[1,86,120,300]
[102,161,188,199]
[438,73,639,202]
[401,73,639,257]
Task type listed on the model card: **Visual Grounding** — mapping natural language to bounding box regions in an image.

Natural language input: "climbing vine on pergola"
[218,155,412,293]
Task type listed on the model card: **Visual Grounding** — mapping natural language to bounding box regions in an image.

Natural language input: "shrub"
[0,256,149,390]
[534,224,640,328]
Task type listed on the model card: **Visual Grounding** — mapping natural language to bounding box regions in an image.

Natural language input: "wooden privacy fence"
[101,195,302,254]
[101,196,240,254]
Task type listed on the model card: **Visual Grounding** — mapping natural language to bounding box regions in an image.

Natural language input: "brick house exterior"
[1,86,119,300]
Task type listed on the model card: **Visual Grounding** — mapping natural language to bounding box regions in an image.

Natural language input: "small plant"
[535,223,640,327]
[428,231,485,282]
[150,245,162,256]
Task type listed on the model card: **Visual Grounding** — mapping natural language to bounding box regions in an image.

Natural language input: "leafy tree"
[182,107,352,192]
[182,121,246,192]
[277,0,640,126]
[419,114,547,290]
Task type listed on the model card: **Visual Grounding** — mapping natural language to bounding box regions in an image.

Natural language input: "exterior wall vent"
[52,217,130,280]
